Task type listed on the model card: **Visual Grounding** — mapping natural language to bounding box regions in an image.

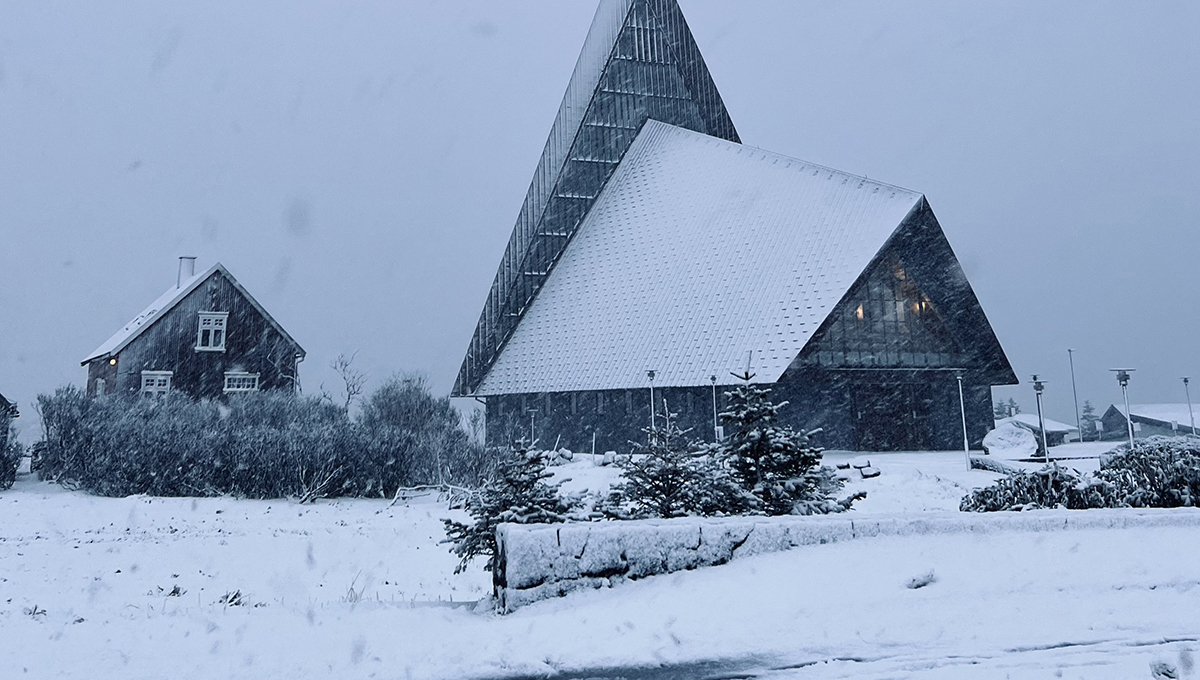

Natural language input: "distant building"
[82,259,305,399]
[995,414,1078,447]
[1100,404,1199,440]
[0,392,17,452]
[452,0,1017,452]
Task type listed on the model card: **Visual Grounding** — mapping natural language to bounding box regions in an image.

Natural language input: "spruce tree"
[442,444,570,573]
[719,384,861,515]
[604,405,750,519]
[1080,400,1099,441]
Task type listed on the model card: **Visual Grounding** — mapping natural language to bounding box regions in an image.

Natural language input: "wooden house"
[82,258,305,399]
[0,392,17,452]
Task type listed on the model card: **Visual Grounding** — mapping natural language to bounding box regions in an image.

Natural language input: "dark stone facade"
[485,371,994,454]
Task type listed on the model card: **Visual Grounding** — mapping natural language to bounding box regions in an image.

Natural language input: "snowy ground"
[5,445,1197,679]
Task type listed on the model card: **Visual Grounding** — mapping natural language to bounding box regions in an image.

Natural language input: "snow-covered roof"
[476,120,924,395]
[1113,404,1199,427]
[997,413,1077,434]
[82,263,305,364]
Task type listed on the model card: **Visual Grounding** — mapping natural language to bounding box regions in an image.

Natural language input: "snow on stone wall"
[494,508,1200,612]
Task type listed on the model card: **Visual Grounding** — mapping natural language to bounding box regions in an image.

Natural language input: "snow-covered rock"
[983,421,1038,458]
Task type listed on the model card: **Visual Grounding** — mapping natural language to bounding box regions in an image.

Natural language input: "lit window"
[140,371,172,396]
[196,312,228,351]
[223,372,259,393]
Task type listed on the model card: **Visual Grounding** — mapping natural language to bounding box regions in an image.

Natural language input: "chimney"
[177,256,197,288]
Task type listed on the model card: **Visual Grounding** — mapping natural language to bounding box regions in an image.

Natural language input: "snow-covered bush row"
[493,507,1200,611]
[33,379,491,499]
[961,436,1200,511]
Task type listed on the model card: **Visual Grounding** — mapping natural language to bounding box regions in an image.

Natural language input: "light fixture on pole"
[1067,349,1082,443]
[1184,377,1196,437]
[646,370,657,434]
[710,375,720,442]
[1111,369,1136,450]
[527,408,538,448]
[956,373,969,470]
[1032,375,1050,461]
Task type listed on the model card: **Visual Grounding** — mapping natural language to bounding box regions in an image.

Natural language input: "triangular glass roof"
[453,0,739,396]
[796,254,967,371]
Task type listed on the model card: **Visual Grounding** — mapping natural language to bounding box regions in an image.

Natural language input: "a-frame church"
[452,0,1018,452]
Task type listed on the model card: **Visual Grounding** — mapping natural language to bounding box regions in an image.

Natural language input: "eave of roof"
[81,263,306,365]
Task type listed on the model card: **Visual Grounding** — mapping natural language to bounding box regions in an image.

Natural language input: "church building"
[452,0,1017,452]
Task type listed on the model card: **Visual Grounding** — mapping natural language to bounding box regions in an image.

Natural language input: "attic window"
[140,371,172,396]
[196,312,228,351]
[224,372,259,393]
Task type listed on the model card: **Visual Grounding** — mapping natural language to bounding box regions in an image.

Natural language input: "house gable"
[789,198,1018,385]
[85,266,304,398]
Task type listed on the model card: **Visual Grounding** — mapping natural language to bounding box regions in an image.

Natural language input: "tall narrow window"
[223,372,259,393]
[140,371,172,396]
[196,312,228,351]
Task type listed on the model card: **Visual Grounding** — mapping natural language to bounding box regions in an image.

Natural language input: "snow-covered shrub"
[982,421,1037,458]
[1096,436,1200,508]
[600,410,751,519]
[443,444,573,574]
[0,422,21,490]
[717,384,863,515]
[33,381,488,499]
[959,465,1116,512]
[358,375,492,489]
[961,436,1200,511]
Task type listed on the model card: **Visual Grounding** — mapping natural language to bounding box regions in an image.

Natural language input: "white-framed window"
[223,372,259,393]
[196,312,228,351]
[140,370,172,396]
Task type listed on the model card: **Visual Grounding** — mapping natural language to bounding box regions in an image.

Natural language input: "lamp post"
[1032,375,1050,461]
[1185,377,1196,436]
[956,373,970,469]
[1067,349,1082,444]
[646,370,657,434]
[1111,369,1135,450]
[710,375,720,442]
[527,408,538,447]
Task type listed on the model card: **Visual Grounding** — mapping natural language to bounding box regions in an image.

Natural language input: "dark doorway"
[852,382,933,451]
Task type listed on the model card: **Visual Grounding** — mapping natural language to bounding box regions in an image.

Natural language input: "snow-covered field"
[4,446,1198,679]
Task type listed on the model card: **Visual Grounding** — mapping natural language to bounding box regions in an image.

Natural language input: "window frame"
[140,370,172,396]
[196,312,229,352]
[223,371,260,393]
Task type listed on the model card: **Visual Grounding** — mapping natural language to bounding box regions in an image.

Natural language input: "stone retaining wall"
[494,508,1200,612]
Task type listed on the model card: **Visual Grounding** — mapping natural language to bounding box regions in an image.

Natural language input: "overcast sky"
[2,1,1198,439]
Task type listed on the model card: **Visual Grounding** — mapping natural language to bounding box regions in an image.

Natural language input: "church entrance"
[851,382,933,451]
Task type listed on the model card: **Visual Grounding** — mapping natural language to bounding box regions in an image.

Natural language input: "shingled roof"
[475,120,928,395]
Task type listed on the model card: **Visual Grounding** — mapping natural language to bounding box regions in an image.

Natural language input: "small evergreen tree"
[1080,400,1099,441]
[718,384,862,515]
[442,443,571,573]
[603,405,750,519]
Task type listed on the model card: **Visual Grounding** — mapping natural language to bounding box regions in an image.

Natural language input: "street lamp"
[1184,377,1196,436]
[527,408,538,447]
[646,370,657,434]
[1032,375,1050,461]
[1111,369,1135,450]
[955,373,970,469]
[1067,349,1082,443]
[710,375,720,442]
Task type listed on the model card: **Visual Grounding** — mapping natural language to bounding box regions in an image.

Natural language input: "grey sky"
[2,1,1198,439]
